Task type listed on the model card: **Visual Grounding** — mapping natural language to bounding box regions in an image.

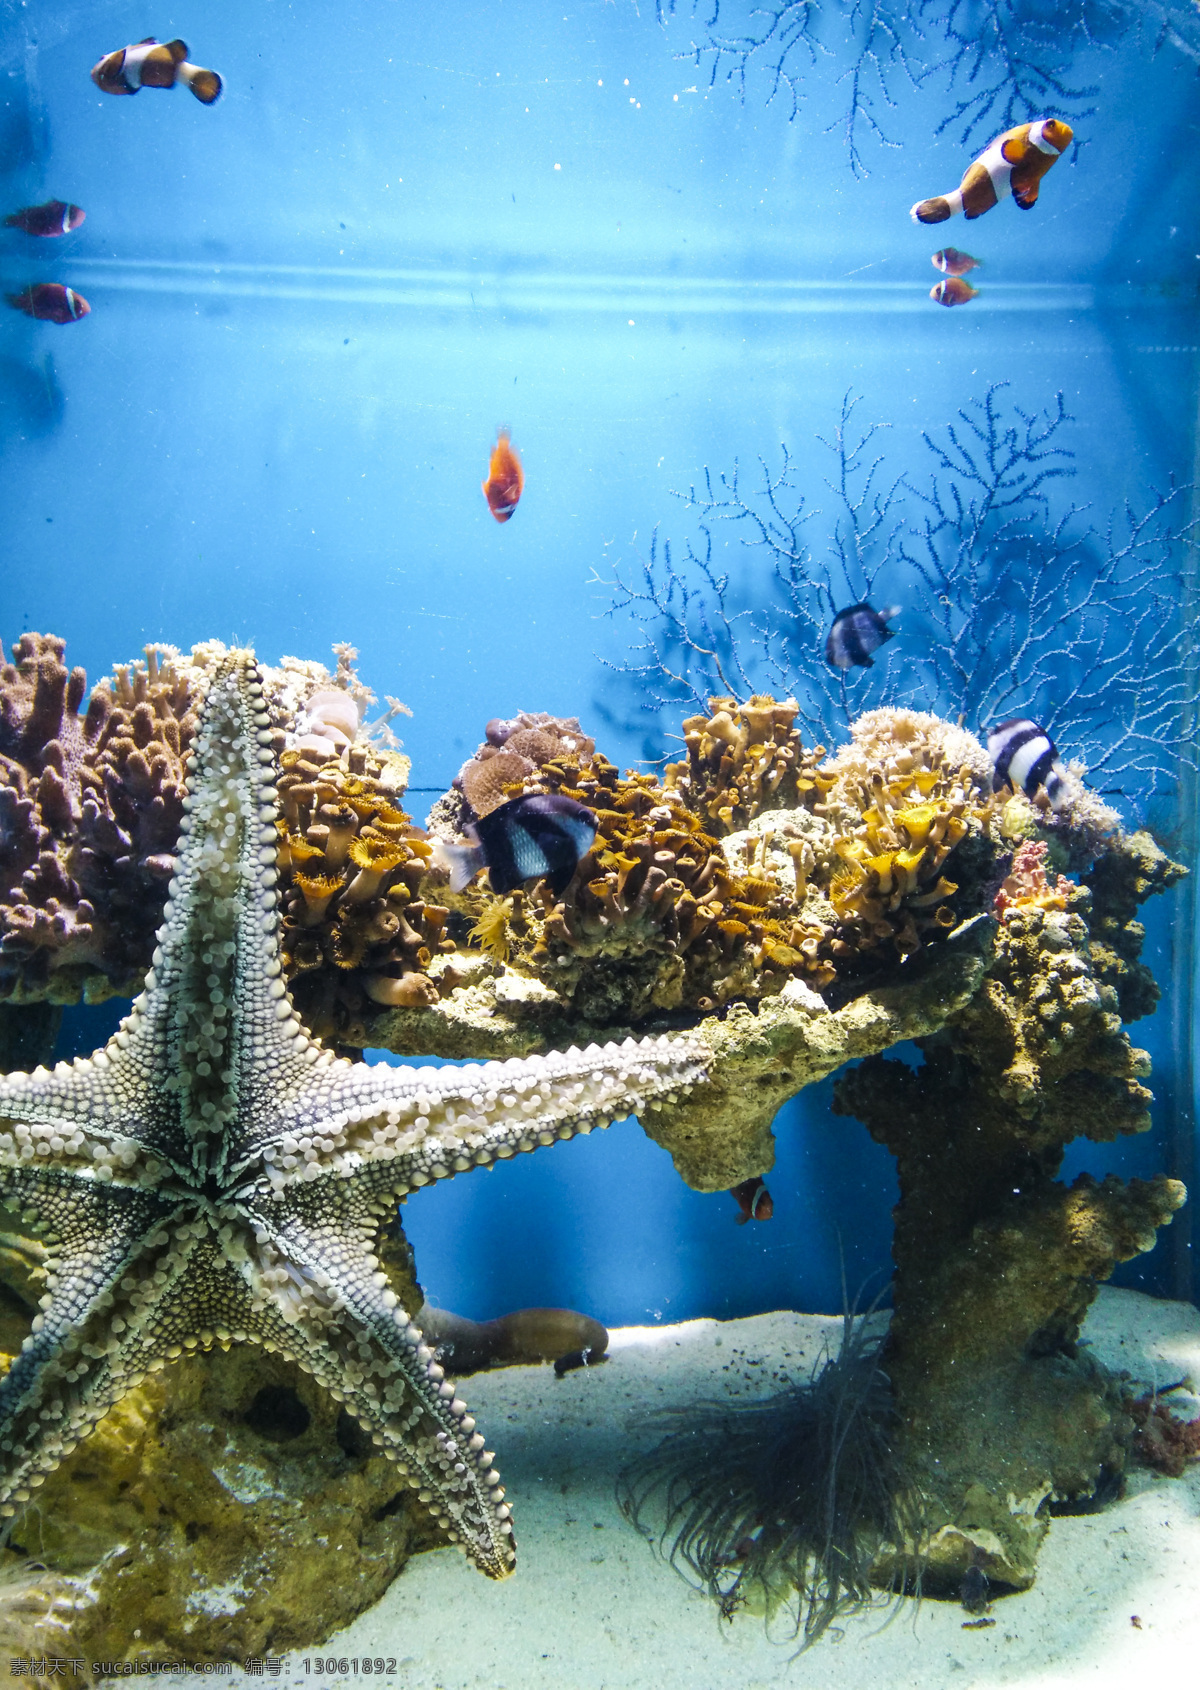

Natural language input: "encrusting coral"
[416,698,1002,1036]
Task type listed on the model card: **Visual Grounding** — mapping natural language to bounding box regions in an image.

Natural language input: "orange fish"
[91,38,222,104]
[911,118,1072,225]
[482,429,524,523]
[730,1176,774,1226]
[930,276,980,307]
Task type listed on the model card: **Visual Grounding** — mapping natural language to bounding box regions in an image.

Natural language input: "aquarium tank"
[0,0,1196,1684]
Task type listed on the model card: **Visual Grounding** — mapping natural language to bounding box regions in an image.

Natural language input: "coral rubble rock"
[836,831,1188,1591]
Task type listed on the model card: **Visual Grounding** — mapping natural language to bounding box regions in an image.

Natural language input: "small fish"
[5,285,90,325]
[932,248,980,277]
[987,717,1067,807]
[439,793,596,896]
[825,602,900,670]
[91,38,222,105]
[482,428,524,522]
[4,201,85,237]
[930,277,980,307]
[730,1176,774,1226]
[910,118,1073,224]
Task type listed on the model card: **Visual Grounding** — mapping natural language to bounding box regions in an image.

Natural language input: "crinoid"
[617,1309,922,1647]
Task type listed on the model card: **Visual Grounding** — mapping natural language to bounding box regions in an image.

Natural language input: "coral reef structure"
[834,832,1187,1590]
[0,649,708,1664]
[417,698,1001,1038]
[0,640,1189,1642]
[0,635,200,1004]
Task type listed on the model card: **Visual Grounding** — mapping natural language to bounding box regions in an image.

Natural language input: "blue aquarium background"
[0,0,1196,1326]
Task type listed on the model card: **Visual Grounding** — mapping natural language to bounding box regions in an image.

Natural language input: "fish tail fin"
[911,197,952,225]
[181,63,223,103]
[431,838,486,894]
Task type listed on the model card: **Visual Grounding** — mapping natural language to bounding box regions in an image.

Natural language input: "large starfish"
[0,651,707,1578]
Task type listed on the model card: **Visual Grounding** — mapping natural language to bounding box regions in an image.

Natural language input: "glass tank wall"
[0,0,1196,1681]
[2,0,1195,1325]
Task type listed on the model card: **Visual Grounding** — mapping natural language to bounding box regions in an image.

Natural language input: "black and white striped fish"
[825,602,901,670]
[441,793,597,896]
[987,717,1067,807]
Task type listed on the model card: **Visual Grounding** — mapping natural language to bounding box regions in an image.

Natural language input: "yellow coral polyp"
[909,876,959,908]
[896,803,940,846]
[467,896,515,963]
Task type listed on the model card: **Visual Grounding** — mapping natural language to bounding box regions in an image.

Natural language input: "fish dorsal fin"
[138,37,160,45]
[164,39,189,62]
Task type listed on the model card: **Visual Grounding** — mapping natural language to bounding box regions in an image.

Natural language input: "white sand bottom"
[265,1286,1200,1690]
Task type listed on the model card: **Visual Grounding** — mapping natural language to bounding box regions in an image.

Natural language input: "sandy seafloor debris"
[252,1287,1199,1690]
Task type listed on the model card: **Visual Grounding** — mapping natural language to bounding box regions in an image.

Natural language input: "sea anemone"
[617,1311,921,1647]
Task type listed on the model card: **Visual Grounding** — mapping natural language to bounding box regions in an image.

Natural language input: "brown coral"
[811,706,998,963]
[665,694,821,833]
[275,742,456,1044]
[446,749,843,1023]
[456,711,596,818]
[425,698,1009,1029]
[0,636,203,1003]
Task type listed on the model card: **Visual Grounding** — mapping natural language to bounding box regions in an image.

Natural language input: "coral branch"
[603,384,1198,819]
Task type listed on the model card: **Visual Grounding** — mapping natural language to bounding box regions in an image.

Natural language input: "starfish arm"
[0,1170,181,1512]
[239,1183,515,1578]
[0,1048,165,1165]
[238,1034,709,1195]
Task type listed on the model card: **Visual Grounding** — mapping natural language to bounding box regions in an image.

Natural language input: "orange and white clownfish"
[910,119,1072,225]
[930,276,979,307]
[91,38,222,105]
[482,428,524,522]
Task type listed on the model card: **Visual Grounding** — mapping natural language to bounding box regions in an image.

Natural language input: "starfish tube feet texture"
[0,650,709,1580]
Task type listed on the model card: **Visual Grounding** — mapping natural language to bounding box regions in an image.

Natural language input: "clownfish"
[482,429,524,522]
[910,119,1073,225]
[932,248,980,276]
[930,276,980,307]
[5,284,90,324]
[825,602,900,670]
[91,38,223,105]
[730,1177,774,1226]
[987,717,1068,808]
[4,201,86,237]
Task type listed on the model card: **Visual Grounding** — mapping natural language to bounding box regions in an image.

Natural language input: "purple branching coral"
[601,384,1198,819]
[655,0,1200,171]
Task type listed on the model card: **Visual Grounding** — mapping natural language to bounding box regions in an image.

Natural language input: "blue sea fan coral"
[601,384,1198,818]
[656,0,1200,169]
